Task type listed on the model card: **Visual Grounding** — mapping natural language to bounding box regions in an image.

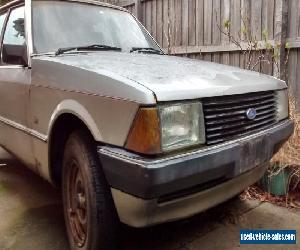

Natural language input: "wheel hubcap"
[67,160,88,247]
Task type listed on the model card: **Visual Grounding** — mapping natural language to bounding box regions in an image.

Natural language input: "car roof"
[0,0,128,13]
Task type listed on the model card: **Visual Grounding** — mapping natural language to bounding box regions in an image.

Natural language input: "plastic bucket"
[260,166,291,196]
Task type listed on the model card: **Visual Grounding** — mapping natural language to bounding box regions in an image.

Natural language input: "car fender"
[48,99,103,141]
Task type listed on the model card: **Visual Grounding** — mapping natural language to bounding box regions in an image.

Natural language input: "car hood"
[35,52,286,102]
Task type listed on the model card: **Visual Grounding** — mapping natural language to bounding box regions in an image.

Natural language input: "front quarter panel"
[30,57,149,146]
[29,57,144,181]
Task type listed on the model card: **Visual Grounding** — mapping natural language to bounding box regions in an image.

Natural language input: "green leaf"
[285,42,291,49]
[265,42,273,50]
[241,26,247,35]
[262,29,268,41]
[223,20,231,29]
[273,48,280,59]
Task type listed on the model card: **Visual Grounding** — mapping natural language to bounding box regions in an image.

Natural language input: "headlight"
[276,89,289,121]
[125,102,206,154]
[159,102,205,151]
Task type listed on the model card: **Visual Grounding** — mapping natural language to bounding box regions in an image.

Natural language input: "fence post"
[134,0,142,21]
[274,0,289,81]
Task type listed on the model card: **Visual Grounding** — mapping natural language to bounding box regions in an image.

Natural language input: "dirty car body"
[0,0,293,231]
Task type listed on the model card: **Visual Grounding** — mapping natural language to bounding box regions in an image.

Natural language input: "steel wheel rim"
[66,159,88,247]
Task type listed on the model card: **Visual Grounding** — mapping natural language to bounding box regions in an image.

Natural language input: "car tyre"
[62,130,119,250]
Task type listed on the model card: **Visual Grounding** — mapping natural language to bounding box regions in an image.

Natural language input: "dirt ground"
[0,148,299,250]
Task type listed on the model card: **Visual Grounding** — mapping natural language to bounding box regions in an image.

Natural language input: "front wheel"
[62,130,119,250]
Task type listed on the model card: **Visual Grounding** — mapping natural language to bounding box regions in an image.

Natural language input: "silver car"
[0,0,294,249]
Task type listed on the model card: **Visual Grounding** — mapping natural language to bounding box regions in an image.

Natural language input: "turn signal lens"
[125,107,162,154]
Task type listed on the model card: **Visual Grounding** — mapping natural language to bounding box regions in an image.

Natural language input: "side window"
[2,6,26,65]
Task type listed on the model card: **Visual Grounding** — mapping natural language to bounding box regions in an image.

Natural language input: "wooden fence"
[286,0,300,108]
[103,0,300,109]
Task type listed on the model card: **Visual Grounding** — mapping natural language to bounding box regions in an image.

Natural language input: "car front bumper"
[98,120,293,227]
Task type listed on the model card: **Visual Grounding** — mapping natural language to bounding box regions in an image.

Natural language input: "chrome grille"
[203,91,277,145]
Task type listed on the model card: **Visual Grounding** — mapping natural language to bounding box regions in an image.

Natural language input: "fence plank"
[250,0,262,71]
[142,1,146,24]
[169,0,176,46]
[212,0,221,62]
[288,0,298,38]
[231,0,240,67]
[240,0,251,41]
[151,0,157,38]
[174,0,182,46]
[196,0,204,46]
[182,0,189,46]
[240,0,250,69]
[274,0,288,80]
[204,53,212,62]
[188,0,196,46]
[261,0,273,74]
[156,0,163,46]
[251,0,262,40]
[220,0,230,43]
[221,0,230,65]
[239,52,246,69]
[288,50,298,98]
[204,0,213,45]
[145,0,152,33]
[134,0,142,20]
[262,0,275,39]
[162,0,169,48]
[297,1,300,37]
[212,0,221,45]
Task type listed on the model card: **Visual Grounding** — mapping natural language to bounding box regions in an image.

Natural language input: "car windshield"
[32,1,161,54]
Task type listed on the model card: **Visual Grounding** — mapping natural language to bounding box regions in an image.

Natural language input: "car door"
[0,5,35,169]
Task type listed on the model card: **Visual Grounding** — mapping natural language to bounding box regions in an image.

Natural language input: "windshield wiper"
[55,44,122,56]
[130,47,164,54]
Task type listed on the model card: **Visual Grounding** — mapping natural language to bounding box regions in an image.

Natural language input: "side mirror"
[2,43,28,66]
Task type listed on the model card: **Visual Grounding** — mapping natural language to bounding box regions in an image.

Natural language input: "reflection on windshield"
[32,1,160,54]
